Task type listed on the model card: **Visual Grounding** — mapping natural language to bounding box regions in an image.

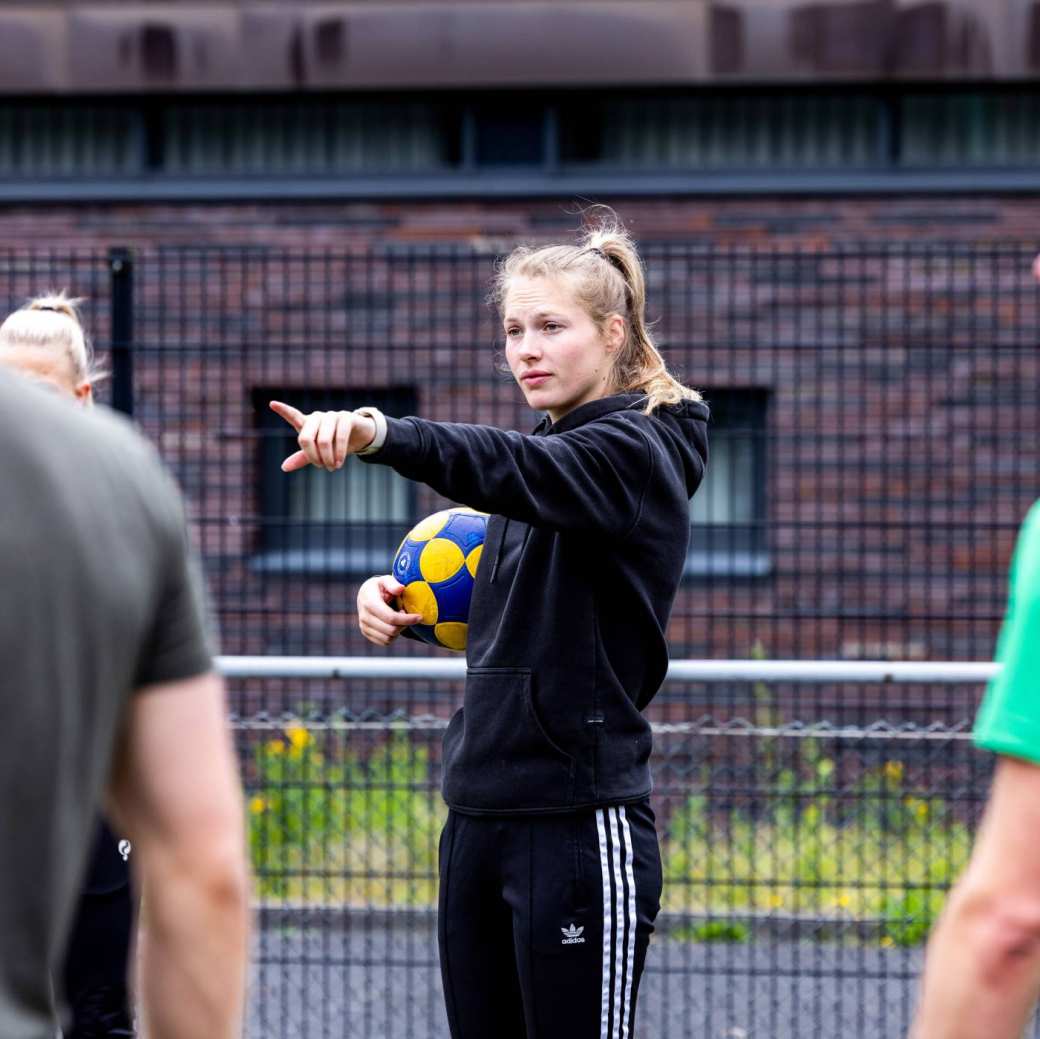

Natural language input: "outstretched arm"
[269,402,664,538]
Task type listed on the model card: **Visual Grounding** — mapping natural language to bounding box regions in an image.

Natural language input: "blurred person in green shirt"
[911,500,1040,1038]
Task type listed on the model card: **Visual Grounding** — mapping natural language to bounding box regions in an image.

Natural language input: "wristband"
[354,406,388,456]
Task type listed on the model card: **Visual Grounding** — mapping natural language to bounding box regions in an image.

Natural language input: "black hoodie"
[363,392,708,814]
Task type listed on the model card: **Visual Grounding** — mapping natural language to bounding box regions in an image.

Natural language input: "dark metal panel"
[891,2,996,77]
[0,9,66,92]
[716,0,1004,81]
[791,0,895,76]
[291,2,709,88]
[710,4,745,75]
[240,8,303,89]
[67,5,243,91]
[1028,0,1040,70]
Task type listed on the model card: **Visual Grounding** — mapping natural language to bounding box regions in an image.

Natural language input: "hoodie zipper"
[489,517,509,584]
[489,518,534,584]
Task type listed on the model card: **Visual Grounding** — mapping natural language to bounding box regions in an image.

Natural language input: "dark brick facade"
[1,195,1037,678]
[4,195,1040,249]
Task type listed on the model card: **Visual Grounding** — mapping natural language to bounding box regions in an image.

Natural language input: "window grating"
[2,90,1040,182]
[0,104,141,176]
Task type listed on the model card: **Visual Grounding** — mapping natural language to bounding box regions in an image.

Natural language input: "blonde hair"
[0,291,105,390]
[491,209,701,414]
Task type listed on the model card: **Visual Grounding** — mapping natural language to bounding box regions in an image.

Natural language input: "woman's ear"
[74,380,94,405]
[604,314,626,353]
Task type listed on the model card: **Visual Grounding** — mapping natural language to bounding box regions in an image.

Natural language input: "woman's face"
[503,275,624,424]
[0,346,92,404]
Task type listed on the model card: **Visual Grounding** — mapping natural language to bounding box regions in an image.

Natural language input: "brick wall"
[3,195,1040,249]
[1,195,1037,687]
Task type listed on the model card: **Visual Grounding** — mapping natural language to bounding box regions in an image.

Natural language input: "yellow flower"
[835,893,852,909]
[880,936,895,948]
[767,894,784,909]
[285,724,312,751]
[249,795,267,815]
[883,761,904,783]
[265,739,284,756]
[916,801,929,819]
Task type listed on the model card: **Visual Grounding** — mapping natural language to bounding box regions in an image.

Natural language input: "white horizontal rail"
[217,656,999,684]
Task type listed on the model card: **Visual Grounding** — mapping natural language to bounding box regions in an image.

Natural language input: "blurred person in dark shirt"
[0,343,249,1038]
[1,293,136,1037]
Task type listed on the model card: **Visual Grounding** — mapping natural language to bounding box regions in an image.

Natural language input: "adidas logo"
[561,923,586,945]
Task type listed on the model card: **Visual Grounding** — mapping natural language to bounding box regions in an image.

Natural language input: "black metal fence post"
[108,247,133,416]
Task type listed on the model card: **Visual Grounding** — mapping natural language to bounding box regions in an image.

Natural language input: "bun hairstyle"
[0,291,105,389]
[491,208,701,414]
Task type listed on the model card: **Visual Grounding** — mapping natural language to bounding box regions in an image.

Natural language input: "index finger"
[270,400,306,432]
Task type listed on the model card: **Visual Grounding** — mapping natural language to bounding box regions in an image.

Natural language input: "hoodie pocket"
[442,667,576,809]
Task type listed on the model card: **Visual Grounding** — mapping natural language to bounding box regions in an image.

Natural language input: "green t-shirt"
[974,500,1040,763]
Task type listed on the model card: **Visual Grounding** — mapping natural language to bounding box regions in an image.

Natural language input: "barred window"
[0,103,141,177]
[687,389,769,578]
[164,101,459,175]
[3,89,1040,186]
[562,93,884,170]
[253,387,418,576]
[900,92,1040,168]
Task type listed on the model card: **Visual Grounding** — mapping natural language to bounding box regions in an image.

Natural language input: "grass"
[248,725,446,904]
[659,757,972,945]
[246,726,971,944]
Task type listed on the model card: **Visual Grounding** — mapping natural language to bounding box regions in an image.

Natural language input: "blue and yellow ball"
[392,507,488,651]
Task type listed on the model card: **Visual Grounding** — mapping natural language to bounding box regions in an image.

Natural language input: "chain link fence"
[232,672,996,1039]
[2,242,1038,1036]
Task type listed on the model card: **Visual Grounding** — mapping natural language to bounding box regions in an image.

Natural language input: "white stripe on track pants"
[437,802,662,1039]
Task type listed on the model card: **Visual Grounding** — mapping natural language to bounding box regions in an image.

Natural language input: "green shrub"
[246,724,971,947]
[661,756,972,946]
[674,920,750,943]
[248,725,446,904]
[880,888,947,947]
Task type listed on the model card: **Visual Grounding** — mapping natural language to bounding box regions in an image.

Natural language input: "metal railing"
[220,656,1001,684]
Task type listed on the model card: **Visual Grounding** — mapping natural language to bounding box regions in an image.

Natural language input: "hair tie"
[587,247,609,261]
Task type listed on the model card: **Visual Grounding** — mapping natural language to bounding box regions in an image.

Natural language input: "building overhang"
[0,1,1037,95]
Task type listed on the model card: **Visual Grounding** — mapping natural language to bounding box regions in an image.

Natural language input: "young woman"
[272,217,709,1038]
[0,294,136,1039]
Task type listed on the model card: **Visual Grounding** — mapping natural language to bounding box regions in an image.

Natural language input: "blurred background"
[2,2,1039,1037]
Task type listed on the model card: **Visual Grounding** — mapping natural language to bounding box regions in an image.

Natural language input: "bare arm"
[910,756,1040,1039]
[107,671,250,1039]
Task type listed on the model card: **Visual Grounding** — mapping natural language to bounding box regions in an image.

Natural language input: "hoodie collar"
[532,393,649,437]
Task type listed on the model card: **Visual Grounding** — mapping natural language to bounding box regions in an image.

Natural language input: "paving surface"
[244,914,981,1039]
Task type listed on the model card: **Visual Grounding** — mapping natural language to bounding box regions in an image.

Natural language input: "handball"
[391,507,488,651]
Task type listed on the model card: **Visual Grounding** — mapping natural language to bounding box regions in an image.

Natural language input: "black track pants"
[438,803,662,1039]
[61,818,135,1037]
